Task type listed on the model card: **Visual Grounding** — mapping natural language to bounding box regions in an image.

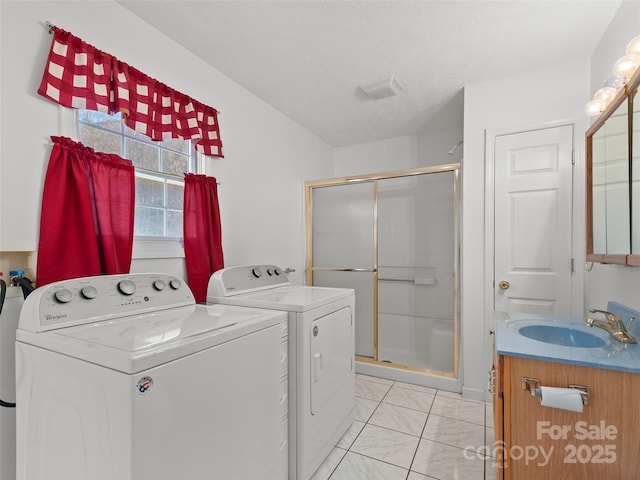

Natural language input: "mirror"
[587,68,640,265]
[633,88,640,256]
[590,100,629,255]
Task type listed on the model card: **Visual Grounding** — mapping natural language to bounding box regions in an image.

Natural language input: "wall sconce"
[586,34,640,116]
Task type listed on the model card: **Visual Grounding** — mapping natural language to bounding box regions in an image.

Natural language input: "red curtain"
[183,174,224,302]
[38,27,224,157]
[36,137,135,286]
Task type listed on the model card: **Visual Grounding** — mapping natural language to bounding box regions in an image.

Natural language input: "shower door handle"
[498,280,510,290]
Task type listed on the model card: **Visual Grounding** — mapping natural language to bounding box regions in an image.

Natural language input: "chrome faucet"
[585,309,637,344]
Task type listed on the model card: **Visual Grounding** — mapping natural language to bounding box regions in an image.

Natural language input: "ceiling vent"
[359,75,403,100]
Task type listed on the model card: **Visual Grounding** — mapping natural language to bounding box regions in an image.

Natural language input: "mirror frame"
[586,67,640,265]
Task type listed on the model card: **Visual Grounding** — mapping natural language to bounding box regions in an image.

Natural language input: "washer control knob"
[252,267,262,278]
[267,268,274,276]
[153,280,166,291]
[117,280,136,296]
[274,267,282,275]
[54,289,73,303]
[80,286,98,299]
[169,279,182,290]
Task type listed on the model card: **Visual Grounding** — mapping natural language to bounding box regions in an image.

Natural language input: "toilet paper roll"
[539,386,584,413]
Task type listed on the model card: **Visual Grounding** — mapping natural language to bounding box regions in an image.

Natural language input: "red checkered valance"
[38,27,224,158]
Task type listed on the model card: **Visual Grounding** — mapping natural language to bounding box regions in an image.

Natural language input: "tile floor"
[311,374,497,480]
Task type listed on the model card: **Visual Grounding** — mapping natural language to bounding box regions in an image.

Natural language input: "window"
[76,109,199,257]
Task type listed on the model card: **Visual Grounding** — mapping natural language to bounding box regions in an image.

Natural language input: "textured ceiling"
[117,0,622,147]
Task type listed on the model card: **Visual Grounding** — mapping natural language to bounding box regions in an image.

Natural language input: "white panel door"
[494,125,573,316]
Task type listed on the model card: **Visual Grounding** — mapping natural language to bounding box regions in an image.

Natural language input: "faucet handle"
[627,316,635,331]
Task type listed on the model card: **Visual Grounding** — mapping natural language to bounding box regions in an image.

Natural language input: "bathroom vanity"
[491,312,640,479]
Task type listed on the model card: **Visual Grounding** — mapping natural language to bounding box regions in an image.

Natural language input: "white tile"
[311,447,347,480]
[356,374,394,386]
[437,389,485,405]
[350,424,420,469]
[383,384,435,412]
[430,395,486,426]
[394,381,438,395]
[485,427,496,456]
[485,402,495,427]
[486,457,498,479]
[369,402,428,436]
[336,420,366,449]
[422,414,485,450]
[354,396,379,422]
[329,451,408,480]
[407,472,434,480]
[356,377,392,402]
[412,439,486,480]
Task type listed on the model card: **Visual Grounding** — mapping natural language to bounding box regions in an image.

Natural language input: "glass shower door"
[377,172,457,374]
[306,164,460,380]
[309,182,376,358]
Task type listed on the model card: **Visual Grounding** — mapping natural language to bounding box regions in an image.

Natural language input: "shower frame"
[304,164,461,378]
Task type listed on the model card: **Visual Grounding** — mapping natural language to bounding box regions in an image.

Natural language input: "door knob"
[498,280,510,290]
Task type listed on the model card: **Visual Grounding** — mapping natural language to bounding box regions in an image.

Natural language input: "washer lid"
[16,304,284,374]
[56,305,240,351]
[209,285,353,312]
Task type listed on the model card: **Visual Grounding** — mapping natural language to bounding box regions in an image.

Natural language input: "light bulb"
[604,75,625,90]
[625,35,640,57]
[612,55,640,79]
[585,99,606,116]
[593,87,617,104]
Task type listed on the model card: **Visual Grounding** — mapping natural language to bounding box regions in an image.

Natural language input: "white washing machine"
[207,265,355,480]
[16,273,288,480]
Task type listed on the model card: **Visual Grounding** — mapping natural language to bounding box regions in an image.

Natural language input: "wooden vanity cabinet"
[492,354,640,480]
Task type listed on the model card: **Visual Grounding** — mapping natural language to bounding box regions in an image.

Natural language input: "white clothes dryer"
[16,273,287,480]
[207,265,355,480]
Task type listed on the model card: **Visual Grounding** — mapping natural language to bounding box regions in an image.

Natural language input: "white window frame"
[59,107,205,259]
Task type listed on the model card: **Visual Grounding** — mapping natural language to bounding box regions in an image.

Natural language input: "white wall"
[585,0,640,314]
[333,134,419,177]
[463,59,591,399]
[0,1,333,285]
[333,126,463,178]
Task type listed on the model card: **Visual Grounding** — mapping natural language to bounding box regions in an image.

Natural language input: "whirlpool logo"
[136,376,153,395]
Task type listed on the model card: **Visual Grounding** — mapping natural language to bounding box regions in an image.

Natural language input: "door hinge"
[571,149,575,165]
[571,258,575,273]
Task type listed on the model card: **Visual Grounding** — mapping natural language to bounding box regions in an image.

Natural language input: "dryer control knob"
[153,280,166,291]
[252,267,262,278]
[54,289,73,303]
[274,267,282,275]
[169,279,182,290]
[117,280,136,296]
[80,286,98,299]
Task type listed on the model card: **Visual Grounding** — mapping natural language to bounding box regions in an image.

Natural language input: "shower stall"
[305,164,460,388]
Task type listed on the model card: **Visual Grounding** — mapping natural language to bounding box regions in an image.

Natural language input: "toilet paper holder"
[521,377,590,406]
